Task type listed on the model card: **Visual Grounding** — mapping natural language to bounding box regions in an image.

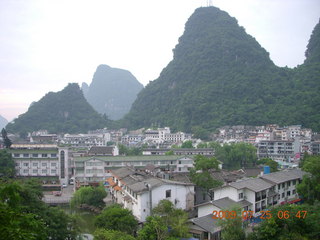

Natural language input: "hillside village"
[2,123,319,239]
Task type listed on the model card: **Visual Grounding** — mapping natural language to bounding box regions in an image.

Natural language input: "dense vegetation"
[123,7,320,132]
[0,179,79,239]
[6,83,111,134]
[70,185,107,208]
[82,64,143,120]
[0,149,15,178]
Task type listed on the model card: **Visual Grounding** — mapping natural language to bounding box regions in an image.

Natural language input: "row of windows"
[280,189,296,198]
[86,162,103,166]
[21,169,57,174]
[13,153,57,158]
[277,180,297,190]
[17,162,58,167]
[85,169,103,174]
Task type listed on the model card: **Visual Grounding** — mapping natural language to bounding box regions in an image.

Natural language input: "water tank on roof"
[264,166,270,175]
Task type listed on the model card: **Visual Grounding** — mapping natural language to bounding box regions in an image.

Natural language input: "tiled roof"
[230,178,274,192]
[260,169,305,184]
[111,167,136,179]
[211,197,240,209]
[88,146,114,155]
[114,186,122,191]
[74,155,182,162]
[189,214,220,234]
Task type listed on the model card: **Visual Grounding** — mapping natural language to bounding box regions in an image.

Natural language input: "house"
[257,139,301,162]
[10,144,69,185]
[196,169,305,220]
[73,155,195,185]
[260,169,304,204]
[88,146,119,156]
[107,167,195,222]
[188,214,221,240]
[142,148,214,156]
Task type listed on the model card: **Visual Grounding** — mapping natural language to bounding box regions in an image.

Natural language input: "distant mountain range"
[6,83,110,133]
[123,7,320,132]
[82,64,143,120]
[0,115,8,130]
[6,7,320,135]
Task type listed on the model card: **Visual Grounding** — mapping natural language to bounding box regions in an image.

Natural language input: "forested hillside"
[123,7,320,132]
[6,83,111,134]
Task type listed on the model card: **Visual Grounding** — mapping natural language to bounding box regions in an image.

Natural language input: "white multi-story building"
[107,167,194,222]
[257,139,301,162]
[197,169,304,217]
[144,127,189,144]
[10,144,69,185]
[61,133,111,147]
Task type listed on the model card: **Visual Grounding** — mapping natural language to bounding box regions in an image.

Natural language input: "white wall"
[213,186,238,201]
[133,183,194,222]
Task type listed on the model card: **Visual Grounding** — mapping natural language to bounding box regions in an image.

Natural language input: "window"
[178,167,181,172]
[287,191,291,196]
[32,154,38,157]
[15,163,19,166]
[178,161,181,164]
[23,154,29,158]
[278,184,281,190]
[33,169,37,173]
[239,192,244,200]
[42,169,47,174]
[282,183,285,188]
[51,163,57,167]
[287,181,291,187]
[282,193,285,198]
[293,189,296,195]
[293,180,296,185]
[51,153,57,158]
[42,163,47,167]
[166,190,171,198]
[42,154,48,158]
[14,153,20,157]
[51,169,56,174]
[23,169,28,173]
[33,163,38,167]
[23,163,29,167]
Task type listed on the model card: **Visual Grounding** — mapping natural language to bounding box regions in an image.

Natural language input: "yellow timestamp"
[212,210,307,220]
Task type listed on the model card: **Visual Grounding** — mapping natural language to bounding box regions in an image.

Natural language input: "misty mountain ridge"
[82,64,143,120]
[0,115,8,130]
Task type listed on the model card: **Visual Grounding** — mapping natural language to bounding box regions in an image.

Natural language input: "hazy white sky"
[0,0,319,122]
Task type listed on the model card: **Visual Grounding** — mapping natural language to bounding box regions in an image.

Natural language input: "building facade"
[10,144,69,185]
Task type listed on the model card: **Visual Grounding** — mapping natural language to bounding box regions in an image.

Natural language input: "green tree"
[152,200,190,238]
[71,185,107,208]
[1,128,12,148]
[138,215,169,240]
[181,140,193,148]
[189,155,222,200]
[94,204,138,235]
[297,155,320,204]
[191,126,210,140]
[0,180,78,240]
[0,149,15,177]
[197,142,208,148]
[247,203,320,240]
[257,158,278,172]
[215,142,257,170]
[217,207,245,240]
[94,228,136,240]
[165,150,174,155]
